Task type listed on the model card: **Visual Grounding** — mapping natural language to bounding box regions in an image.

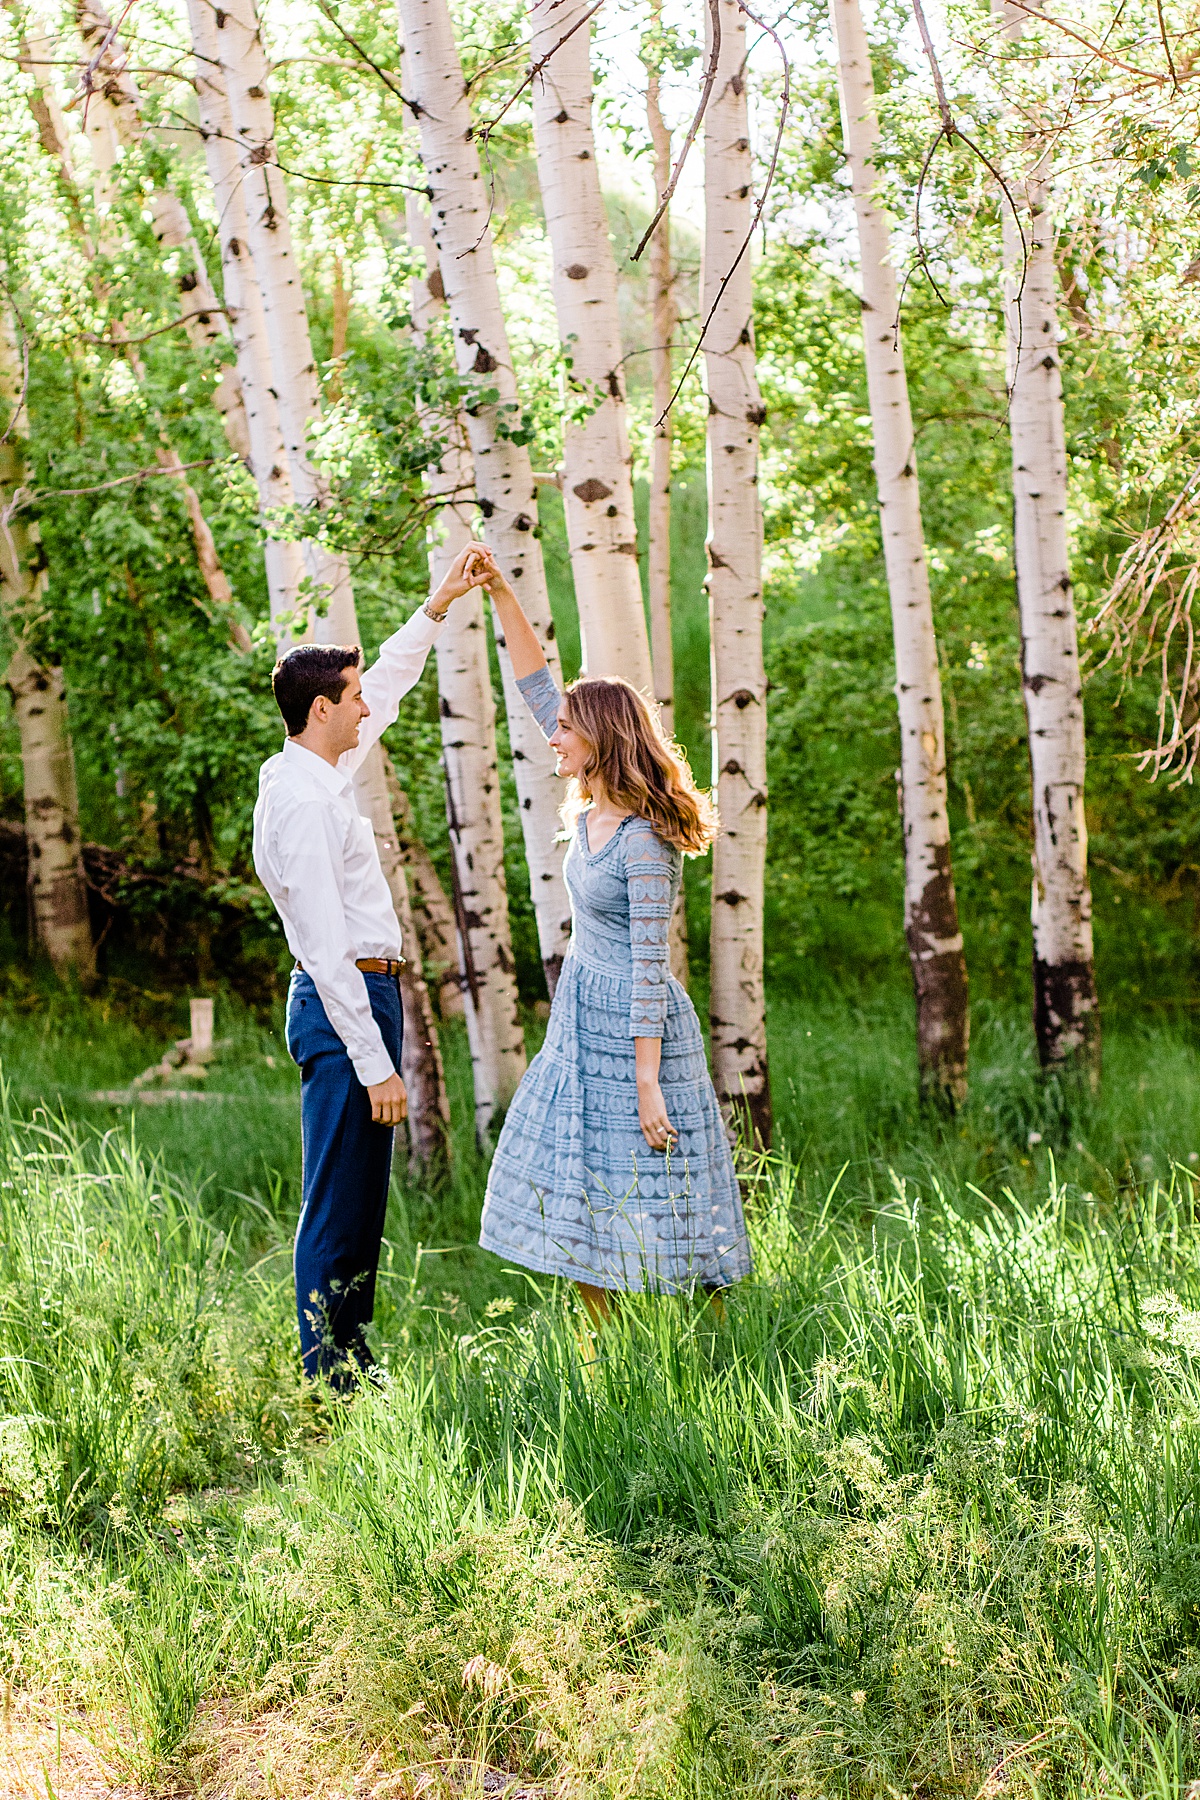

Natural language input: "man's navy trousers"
[285,968,403,1385]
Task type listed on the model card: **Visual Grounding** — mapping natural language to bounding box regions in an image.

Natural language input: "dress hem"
[478,1227,751,1294]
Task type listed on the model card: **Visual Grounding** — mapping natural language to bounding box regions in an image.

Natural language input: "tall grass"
[4,1052,1200,1795]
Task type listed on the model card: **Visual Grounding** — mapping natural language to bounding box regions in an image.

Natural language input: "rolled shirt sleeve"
[272,799,396,1086]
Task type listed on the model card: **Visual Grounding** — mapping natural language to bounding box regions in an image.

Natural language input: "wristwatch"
[422,600,449,623]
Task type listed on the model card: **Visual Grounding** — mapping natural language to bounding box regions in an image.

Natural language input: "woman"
[475,550,751,1319]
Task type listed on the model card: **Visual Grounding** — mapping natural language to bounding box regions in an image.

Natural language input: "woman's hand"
[427,541,499,616]
[637,1077,678,1153]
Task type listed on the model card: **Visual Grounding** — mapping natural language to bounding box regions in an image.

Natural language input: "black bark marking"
[572,478,612,502]
[904,840,969,1109]
[1033,956,1100,1075]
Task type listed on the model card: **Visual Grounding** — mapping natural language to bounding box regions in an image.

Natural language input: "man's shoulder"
[255,751,337,817]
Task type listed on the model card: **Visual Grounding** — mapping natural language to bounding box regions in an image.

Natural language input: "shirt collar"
[281,735,354,795]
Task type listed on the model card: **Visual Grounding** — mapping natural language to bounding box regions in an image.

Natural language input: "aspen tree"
[643,8,689,986]
[407,197,527,1136]
[704,0,770,1142]
[184,0,307,625]
[214,0,356,641]
[74,0,251,463]
[394,0,573,992]
[0,326,95,983]
[529,0,652,689]
[387,762,465,1022]
[831,0,969,1105]
[372,792,453,1169]
[645,5,679,736]
[993,0,1099,1075]
[205,0,451,1157]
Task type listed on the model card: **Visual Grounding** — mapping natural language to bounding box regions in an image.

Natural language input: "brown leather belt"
[295,957,405,977]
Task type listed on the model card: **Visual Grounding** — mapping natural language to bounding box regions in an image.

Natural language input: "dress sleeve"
[515,665,562,742]
[626,822,677,1039]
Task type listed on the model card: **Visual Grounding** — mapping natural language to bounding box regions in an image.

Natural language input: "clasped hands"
[427,540,502,618]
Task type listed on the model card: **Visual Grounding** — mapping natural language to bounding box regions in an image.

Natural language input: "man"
[253,543,493,1386]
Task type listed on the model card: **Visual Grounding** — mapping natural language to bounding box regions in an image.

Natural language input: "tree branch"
[633,0,722,263]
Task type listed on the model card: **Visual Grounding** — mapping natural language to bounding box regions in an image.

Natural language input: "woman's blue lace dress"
[478,665,751,1292]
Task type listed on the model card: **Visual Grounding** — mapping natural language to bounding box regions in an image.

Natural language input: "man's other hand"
[366,1072,408,1126]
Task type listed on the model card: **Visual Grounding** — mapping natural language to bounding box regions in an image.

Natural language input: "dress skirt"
[479,946,752,1293]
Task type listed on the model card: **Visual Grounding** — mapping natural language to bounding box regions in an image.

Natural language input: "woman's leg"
[576,1280,612,1326]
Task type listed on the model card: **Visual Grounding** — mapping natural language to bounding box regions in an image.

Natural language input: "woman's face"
[549,704,591,781]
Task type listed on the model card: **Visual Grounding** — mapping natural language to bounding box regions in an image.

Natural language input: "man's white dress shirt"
[252,609,445,1089]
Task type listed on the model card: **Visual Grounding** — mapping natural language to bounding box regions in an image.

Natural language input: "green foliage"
[4,1011,1200,1792]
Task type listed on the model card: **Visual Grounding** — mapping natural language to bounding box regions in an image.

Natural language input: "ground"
[2,983,1200,1798]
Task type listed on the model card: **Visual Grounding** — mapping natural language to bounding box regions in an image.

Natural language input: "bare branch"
[997,0,1163,76]
[475,0,607,142]
[36,458,218,500]
[657,0,789,421]
[85,308,231,348]
[312,0,406,101]
[632,0,722,264]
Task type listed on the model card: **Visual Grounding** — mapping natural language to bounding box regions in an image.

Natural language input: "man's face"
[316,667,370,755]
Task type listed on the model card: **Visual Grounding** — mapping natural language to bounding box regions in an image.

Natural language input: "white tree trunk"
[384,754,464,1021]
[703,0,770,1143]
[374,758,452,1168]
[407,199,527,1135]
[0,326,95,982]
[994,0,1099,1074]
[831,0,970,1104]
[644,32,689,988]
[2,653,96,982]
[646,43,678,736]
[394,0,573,992]
[215,0,355,641]
[207,0,451,1151]
[7,4,78,192]
[75,0,251,463]
[529,0,652,690]
[184,0,307,626]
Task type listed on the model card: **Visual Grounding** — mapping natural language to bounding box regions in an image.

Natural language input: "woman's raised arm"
[477,552,548,681]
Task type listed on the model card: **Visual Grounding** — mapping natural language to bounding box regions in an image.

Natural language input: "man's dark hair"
[272,644,362,737]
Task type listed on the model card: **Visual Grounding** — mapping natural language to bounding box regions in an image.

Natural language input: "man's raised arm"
[340,542,496,774]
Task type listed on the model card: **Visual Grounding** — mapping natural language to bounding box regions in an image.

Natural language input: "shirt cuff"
[392,606,446,651]
[351,1043,397,1087]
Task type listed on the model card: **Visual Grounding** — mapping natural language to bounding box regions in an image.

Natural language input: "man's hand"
[427,541,500,617]
[366,1072,408,1127]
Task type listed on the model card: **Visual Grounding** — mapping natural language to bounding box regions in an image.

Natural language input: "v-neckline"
[581,810,632,860]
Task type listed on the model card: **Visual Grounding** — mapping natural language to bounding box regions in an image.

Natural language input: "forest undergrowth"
[3,995,1200,1796]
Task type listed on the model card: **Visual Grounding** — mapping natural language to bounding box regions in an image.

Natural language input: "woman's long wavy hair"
[558,676,717,855]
